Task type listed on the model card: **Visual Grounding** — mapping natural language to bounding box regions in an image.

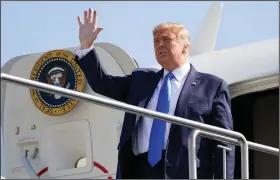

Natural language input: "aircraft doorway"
[231,88,279,179]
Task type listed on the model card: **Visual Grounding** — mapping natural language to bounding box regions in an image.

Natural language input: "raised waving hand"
[77,8,103,49]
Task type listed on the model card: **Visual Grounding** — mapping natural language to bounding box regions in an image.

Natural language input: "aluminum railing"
[1,73,279,179]
[217,145,232,179]
[188,129,279,179]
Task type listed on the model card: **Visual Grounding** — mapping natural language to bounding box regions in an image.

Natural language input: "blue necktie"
[148,72,175,167]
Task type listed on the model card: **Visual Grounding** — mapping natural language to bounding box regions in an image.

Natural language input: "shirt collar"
[163,62,190,82]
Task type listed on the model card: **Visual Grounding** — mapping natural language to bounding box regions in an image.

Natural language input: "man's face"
[153,29,184,70]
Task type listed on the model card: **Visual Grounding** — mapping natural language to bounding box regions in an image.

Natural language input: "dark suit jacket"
[75,49,235,179]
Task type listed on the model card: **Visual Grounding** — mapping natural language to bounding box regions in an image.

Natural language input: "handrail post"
[188,129,249,179]
[217,145,232,179]
[188,130,199,179]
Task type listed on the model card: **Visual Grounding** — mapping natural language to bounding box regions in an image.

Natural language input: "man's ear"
[180,38,190,53]
[182,43,189,53]
[182,41,190,53]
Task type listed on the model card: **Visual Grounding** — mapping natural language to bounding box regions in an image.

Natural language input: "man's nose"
[158,41,165,48]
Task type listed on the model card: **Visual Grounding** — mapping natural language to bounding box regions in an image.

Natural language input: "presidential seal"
[30,50,85,116]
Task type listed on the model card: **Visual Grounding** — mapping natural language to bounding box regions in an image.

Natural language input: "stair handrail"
[1,73,279,179]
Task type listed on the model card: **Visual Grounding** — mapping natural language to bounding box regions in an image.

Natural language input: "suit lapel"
[143,69,163,108]
[170,64,200,134]
[135,69,163,124]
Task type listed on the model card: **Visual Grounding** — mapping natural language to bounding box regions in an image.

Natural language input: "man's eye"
[164,38,172,41]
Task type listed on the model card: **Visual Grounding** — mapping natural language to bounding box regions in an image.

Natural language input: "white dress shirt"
[75,46,190,155]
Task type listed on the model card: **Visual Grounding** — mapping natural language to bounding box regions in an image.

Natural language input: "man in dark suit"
[75,8,235,179]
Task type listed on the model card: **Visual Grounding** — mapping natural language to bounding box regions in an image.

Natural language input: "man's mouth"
[159,52,167,55]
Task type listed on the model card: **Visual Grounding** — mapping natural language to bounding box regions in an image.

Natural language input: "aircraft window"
[74,157,87,168]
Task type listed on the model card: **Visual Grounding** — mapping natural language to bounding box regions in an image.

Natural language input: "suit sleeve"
[75,48,131,103]
[211,80,235,179]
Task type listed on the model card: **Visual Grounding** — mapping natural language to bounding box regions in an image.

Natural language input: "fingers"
[93,10,97,29]
[84,10,88,24]
[79,9,97,26]
[77,16,83,27]
[88,8,93,23]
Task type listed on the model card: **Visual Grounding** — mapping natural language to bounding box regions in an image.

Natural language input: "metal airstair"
[1,73,279,179]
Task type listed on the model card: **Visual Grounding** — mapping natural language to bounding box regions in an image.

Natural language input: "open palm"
[77,8,103,49]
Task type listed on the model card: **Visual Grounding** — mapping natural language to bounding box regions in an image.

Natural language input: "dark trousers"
[118,139,165,179]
